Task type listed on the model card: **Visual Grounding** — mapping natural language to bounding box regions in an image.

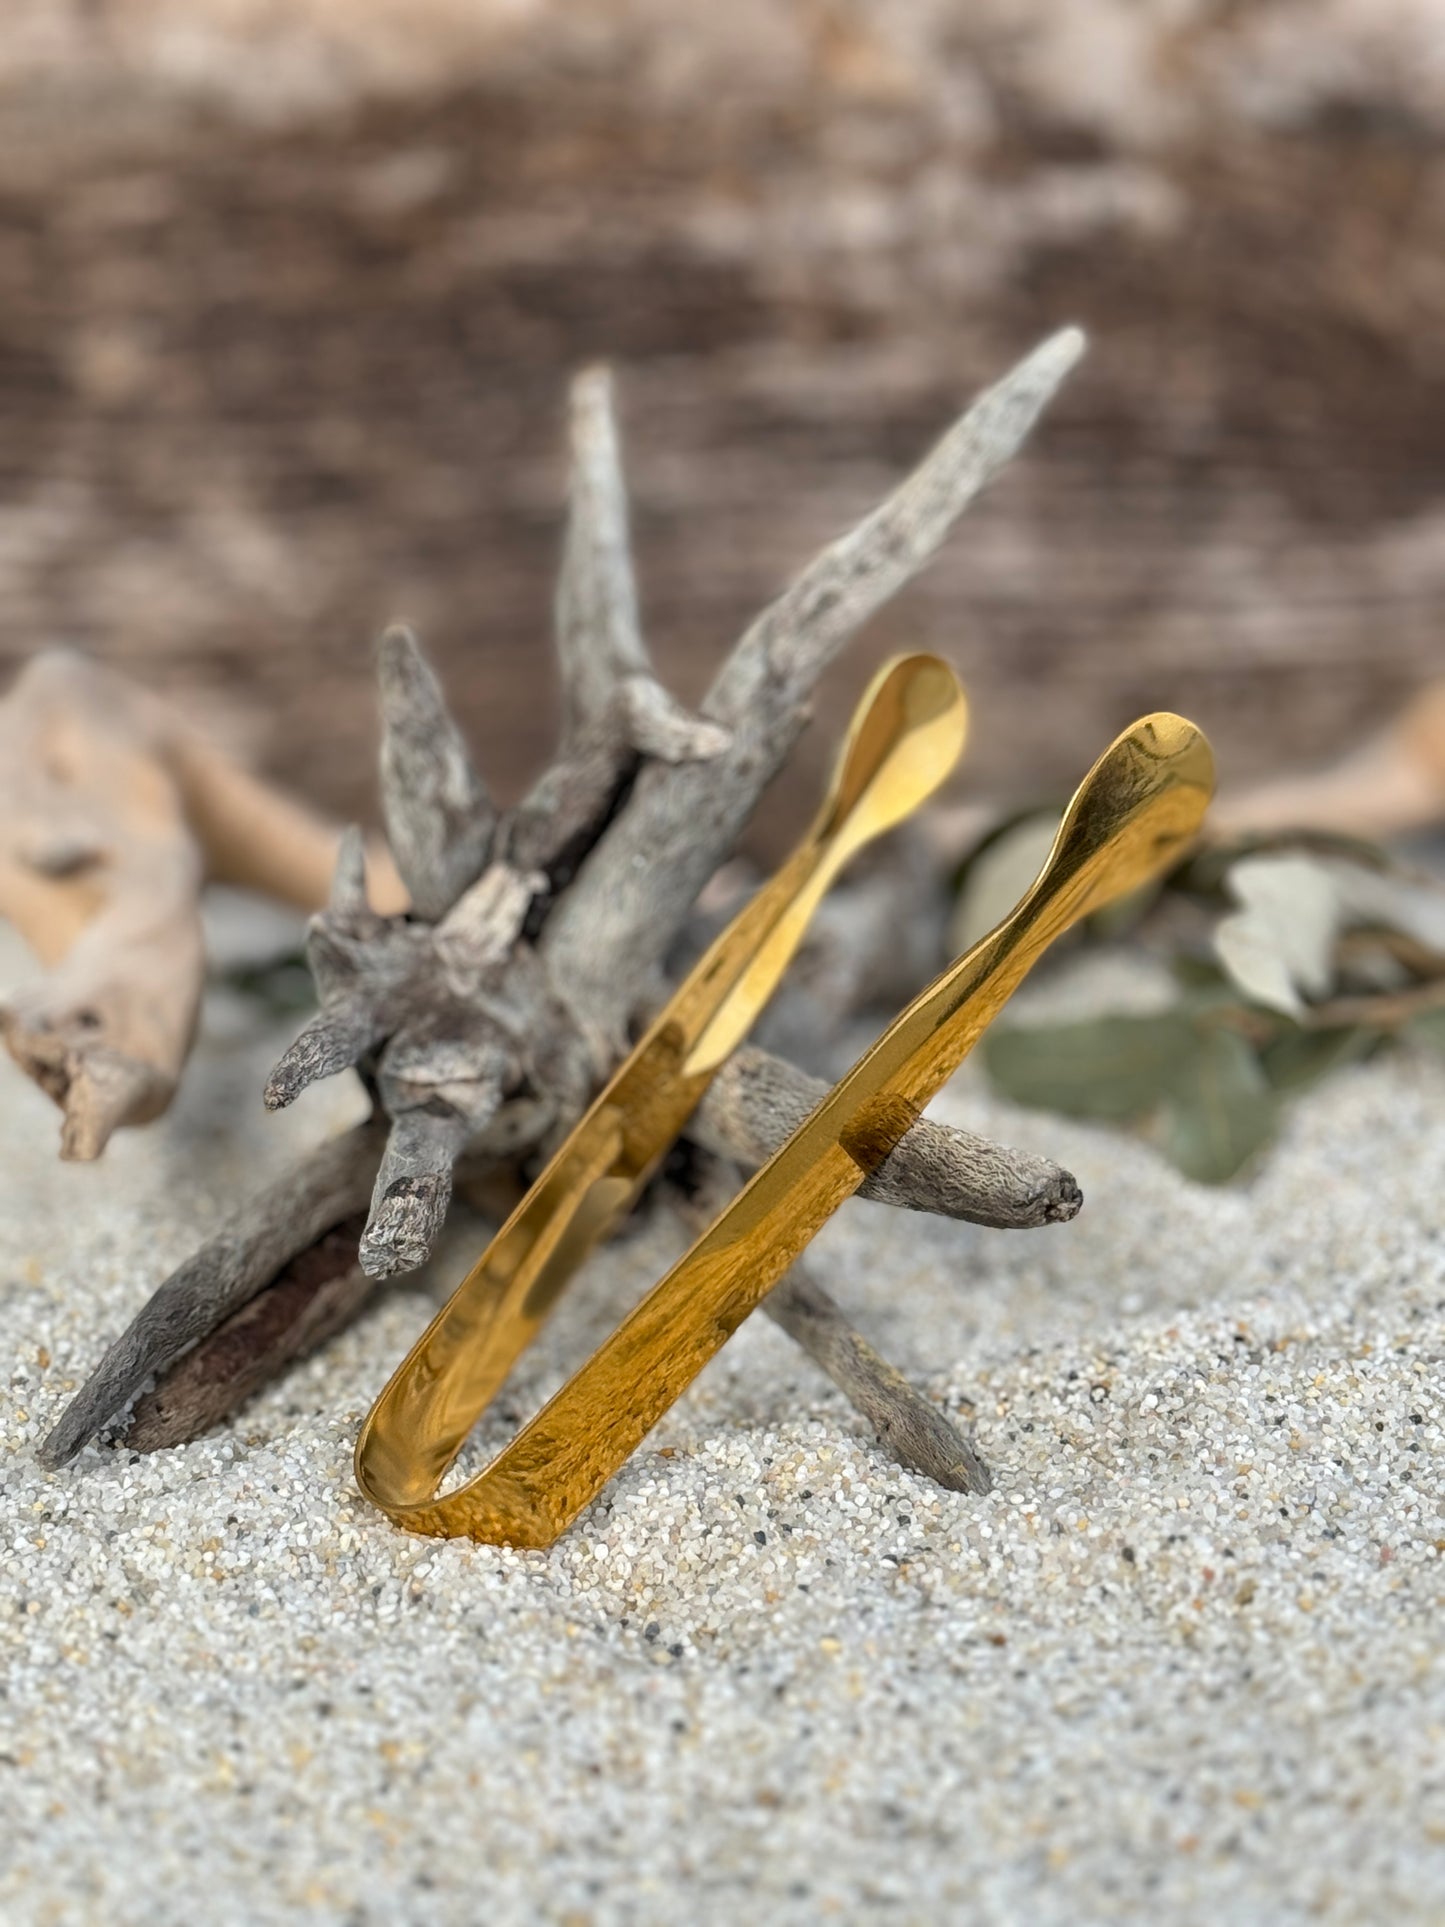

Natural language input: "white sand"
[3,932,1445,1925]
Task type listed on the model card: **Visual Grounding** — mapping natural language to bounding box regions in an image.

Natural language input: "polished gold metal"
[356,653,971,1532]
[358,704,1215,1549]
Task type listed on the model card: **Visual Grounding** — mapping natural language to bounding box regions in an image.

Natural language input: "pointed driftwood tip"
[37,1396,103,1468]
[571,362,614,407]
[376,623,425,689]
[379,620,419,654]
[995,327,1087,409]
[329,825,368,915]
[1012,326,1086,388]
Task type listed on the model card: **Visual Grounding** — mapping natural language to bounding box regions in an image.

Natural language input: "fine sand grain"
[3,925,1443,1925]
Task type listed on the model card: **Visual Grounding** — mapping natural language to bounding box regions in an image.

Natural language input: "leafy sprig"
[963,820,1445,1183]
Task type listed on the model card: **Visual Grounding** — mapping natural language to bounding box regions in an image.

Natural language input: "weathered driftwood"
[696,1045,1082,1230]
[1211,679,1445,842]
[39,1019,1082,1477]
[39,333,1086,1477]
[40,1122,387,1467]
[117,1131,1003,1487]
[765,1268,991,1495]
[123,1216,374,1454]
[0,653,405,1160]
[540,331,1087,1050]
[673,1146,992,1495]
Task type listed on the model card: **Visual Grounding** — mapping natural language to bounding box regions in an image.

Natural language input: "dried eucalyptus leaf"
[1406,1009,1445,1050]
[1332,939,1413,994]
[951,811,1061,953]
[1214,854,1342,1018]
[1320,858,1445,955]
[1170,953,1234,995]
[1179,829,1392,899]
[1259,1024,1378,1093]
[983,1012,1198,1122]
[1158,1027,1279,1184]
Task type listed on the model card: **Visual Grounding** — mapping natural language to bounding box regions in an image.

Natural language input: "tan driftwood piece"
[1212,680,1445,841]
[42,334,1086,1474]
[0,651,404,1158]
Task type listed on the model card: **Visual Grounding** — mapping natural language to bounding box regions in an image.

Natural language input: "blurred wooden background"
[1,2,1442,831]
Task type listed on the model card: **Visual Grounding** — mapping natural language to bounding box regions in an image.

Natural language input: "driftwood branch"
[38,336,1091,1481]
[1213,678,1445,841]
[39,1120,384,1465]
[764,1268,990,1495]
[0,650,404,1158]
[363,1049,508,1278]
[542,327,1086,1046]
[507,366,729,883]
[377,624,493,919]
[694,1045,1082,1230]
[42,1098,580,1463]
[122,1216,374,1454]
[672,1149,991,1494]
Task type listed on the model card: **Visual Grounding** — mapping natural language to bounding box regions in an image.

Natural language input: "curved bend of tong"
[359,702,1215,1549]
[356,653,970,1533]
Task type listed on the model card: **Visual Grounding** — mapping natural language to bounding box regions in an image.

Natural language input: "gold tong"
[356,657,1214,1547]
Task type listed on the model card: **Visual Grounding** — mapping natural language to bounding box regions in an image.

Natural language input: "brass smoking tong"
[356,656,1214,1546]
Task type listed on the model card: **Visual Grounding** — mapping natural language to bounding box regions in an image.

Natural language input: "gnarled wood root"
[38,335,1089,1492]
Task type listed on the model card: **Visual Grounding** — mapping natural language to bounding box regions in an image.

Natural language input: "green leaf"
[983,1012,1199,1122]
[1170,952,1232,994]
[1259,1024,1379,1093]
[1158,1028,1279,1183]
[1405,1008,1445,1051]
[985,1002,1386,1185]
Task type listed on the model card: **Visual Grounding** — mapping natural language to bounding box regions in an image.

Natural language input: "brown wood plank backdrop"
[0,4,1441,839]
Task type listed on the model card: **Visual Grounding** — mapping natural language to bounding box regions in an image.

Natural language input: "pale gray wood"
[765,1269,991,1496]
[542,330,1085,1047]
[694,1045,1083,1230]
[123,1226,374,1455]
[44,337,1089,1473]
[507,366,728,881]
[377,624,494,918]
[677,1149,991,1494]
[39,1120,385,1465]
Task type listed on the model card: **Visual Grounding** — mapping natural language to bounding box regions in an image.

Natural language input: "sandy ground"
[2,925,1444,1925]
